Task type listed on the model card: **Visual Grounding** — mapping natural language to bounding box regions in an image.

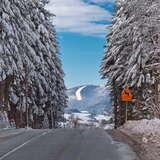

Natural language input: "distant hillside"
[66,85,111,115]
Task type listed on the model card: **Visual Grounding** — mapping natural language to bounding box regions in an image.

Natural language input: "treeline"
[100,0,160,128]
[1,0,67,128]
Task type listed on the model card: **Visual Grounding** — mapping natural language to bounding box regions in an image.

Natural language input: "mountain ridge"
[66,85,111,115]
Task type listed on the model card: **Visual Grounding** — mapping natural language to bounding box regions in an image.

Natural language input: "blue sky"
[47,0,115,88]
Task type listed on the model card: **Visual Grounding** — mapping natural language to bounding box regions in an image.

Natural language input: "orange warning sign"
[121,86,133,102]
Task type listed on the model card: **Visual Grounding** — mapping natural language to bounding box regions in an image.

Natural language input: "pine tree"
[1,0,67,128]
[100,0,160,127]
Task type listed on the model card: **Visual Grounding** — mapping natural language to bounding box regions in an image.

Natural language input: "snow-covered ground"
[121,119,160,160]
[64,111,94,127]
[0,111,10,129]
[95,114,111,122]
[72,111,92,124]
[64,111,112,129]
[122,119,160,136]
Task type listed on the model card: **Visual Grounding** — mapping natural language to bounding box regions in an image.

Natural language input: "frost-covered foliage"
[1,0,67,128]
[100,0,160,125]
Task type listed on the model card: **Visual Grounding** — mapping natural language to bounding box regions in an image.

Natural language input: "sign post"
[121,86,133,123]
[125,102,128,123]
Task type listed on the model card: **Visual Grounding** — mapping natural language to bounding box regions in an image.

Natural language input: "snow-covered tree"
[1,0,67,128]
[101,0,160,126]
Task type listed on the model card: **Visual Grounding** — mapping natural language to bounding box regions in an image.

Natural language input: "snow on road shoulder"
[122,119,160,136]
[0,111,10,129]
[116,142,139,160]
[121,119,160,160]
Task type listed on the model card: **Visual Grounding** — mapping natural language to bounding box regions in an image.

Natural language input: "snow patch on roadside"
[104,124,114,130]
[0,112,10,129]
[121,119,160,160]
[116,142,138,160]
[106,133,138,160]
[122,119,160,136]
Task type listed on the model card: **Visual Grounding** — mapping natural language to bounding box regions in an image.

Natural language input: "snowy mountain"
[66,85,111,115]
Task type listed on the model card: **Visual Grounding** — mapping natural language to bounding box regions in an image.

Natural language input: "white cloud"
[46,0,113,37]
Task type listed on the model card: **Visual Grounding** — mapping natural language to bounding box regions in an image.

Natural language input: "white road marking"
[76,86,86,101]
[0,131,48,160]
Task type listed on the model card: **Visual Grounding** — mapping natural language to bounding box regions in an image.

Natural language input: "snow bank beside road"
[0,112,10,129]
[122,119,160,136]
[121,119,160,160]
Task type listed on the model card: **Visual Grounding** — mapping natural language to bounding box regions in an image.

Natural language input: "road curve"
[0,128,138,160]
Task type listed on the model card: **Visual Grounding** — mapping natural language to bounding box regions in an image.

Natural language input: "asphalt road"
[0,128,138,160]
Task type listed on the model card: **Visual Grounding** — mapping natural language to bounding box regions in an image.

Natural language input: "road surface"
[0,128,138,160]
